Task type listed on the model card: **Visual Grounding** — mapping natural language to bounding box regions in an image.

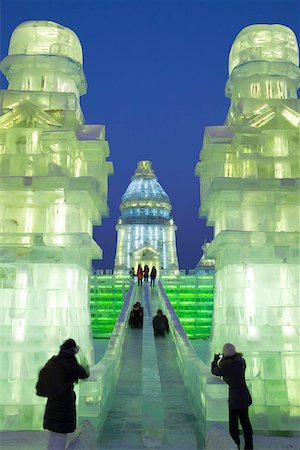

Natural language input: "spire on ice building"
[114,160,179,275]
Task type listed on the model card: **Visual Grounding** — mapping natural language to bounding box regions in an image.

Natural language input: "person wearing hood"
[211,343,253,450]
[129,301,143,328]
[41,339,90,450]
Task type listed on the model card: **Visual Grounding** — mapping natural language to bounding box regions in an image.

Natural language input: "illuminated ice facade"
[114,161,179,275]
[196,25,300,432]
[0,21,112,430]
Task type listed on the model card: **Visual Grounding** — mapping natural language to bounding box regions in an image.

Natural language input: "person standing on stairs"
[137,264,143,287]
[143,264,149,283]
[150,266,157,286]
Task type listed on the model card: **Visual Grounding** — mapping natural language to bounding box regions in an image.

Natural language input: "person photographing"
[36,338,90,450]
[211,343,253,450]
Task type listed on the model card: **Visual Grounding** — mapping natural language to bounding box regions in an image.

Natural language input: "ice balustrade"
[78,282,134,434]
[195,24,300,433]
[0,21,113,430]
[158,280,227,435]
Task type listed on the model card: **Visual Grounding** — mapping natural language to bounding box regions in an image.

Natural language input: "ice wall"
[195,25,300,432]
[0,21,113,430]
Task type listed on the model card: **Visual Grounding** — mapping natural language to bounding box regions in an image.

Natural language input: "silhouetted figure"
[129,301,144,328]
[150,266,157,286]
[129,267,135,279]
[143,264,149,282]
[137,264,143,286]
[36,339,90,450]
[153,309,169,337]
[211,343,253,450]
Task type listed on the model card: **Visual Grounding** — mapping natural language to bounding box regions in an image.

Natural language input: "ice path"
[148,285,201,450]
[97,284,200,449]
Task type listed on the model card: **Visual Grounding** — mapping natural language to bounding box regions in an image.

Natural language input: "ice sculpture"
[114,160,179,275]
[0,21,113,430]
[195,25,300,432]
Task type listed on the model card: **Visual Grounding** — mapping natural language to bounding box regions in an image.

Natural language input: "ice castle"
[0,18,299,446]
[0,21,112,429]
[114,160,179,275]
[196,24,300,432]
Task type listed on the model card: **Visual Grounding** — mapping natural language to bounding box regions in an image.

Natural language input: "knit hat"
[222,343,236,357]
[60,338,79,355]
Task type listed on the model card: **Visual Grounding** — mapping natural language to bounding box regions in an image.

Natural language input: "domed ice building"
[114,161,179,275]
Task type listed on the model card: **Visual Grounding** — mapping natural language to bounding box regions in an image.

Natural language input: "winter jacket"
[43,351,89,433]
[129,306,144,328]
[150,268,157,279]
[153,315,169,334]
[211,353,252,410]
[137,268,143,280]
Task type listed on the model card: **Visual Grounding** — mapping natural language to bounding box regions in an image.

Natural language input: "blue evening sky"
[1,0,299,270]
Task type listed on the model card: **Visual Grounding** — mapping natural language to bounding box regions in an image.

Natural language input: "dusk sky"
[1,0,299,270]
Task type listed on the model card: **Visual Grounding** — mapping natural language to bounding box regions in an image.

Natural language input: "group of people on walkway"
[129,264,157,286]
[37,337,253,450]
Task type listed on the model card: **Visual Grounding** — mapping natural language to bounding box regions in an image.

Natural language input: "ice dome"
[7,20,83,65]
[120,161,171,220]
[229,24,299,75]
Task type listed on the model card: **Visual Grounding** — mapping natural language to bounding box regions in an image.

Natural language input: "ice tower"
[196,25,300,432]
[0,21,112,430]
[114,160,179,275]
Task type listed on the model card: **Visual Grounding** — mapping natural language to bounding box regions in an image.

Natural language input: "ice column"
[0,21,113,430]
[195,25,300,432]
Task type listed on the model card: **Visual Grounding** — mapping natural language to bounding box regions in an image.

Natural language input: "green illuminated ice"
[0,21,113,430]
[196,24,300,432]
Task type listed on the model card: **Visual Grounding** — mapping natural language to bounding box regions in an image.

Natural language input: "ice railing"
[78,281,134,432]
[158,280,228,434]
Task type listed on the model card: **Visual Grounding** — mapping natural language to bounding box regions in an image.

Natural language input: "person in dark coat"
[129,301,144,328]
[143,264,149,282]
[211,343,253,450]
[129,267,135,279]
[43,339,90,450]
[153,309,169,337]
[150,266,157,286]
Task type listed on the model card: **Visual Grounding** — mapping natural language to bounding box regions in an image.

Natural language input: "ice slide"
[79,282,227,449]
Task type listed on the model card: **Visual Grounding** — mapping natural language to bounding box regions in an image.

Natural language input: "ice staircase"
[90,275,129,338]
[79,282,227,449]
[162,275,214,338]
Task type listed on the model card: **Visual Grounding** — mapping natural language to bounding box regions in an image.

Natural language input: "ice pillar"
[196,25,300,432]
[0,21,113,430]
